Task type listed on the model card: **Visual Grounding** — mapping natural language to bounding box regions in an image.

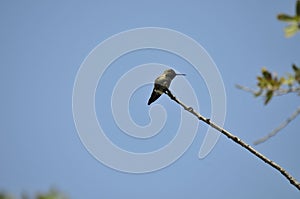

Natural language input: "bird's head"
[163,69,186,79]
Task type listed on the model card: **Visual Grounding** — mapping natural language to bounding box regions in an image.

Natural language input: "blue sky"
[0,0,299,198]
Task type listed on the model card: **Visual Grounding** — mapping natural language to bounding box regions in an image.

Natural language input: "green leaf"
[279,77,285,84]
[284,23,299,37]
[0,193,14,199]
[254,89,263,97]
[283,74,295,86]
[264,90,273,105]
[292,64,299,72]
[262,68,272,80]
[277,14,297,22]
[294,69,300,84]
[257,77,268,88]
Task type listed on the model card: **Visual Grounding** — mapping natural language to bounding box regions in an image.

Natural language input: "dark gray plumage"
[148,69,185,105]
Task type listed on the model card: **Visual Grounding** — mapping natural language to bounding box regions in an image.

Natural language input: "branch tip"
[164,89,300,191]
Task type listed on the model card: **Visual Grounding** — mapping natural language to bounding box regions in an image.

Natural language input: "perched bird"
[148,69,185,105]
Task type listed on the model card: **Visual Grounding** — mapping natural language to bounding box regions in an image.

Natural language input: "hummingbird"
[148,69,186,105]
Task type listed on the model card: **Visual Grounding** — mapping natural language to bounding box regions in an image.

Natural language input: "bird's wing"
[148,75,172,105]
[147,85,162,105]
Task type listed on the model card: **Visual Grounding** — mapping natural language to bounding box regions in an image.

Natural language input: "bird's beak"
[176,73,186,76]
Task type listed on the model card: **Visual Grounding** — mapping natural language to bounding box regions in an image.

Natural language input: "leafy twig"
[254,106,300,145]
[236,84,300,97]
[164,88,300,191]
[277,0,300,37]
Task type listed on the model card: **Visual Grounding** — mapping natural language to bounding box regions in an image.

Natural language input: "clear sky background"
[0,0,299,198]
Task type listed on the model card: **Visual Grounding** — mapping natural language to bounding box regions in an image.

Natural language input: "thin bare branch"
[254,106,300,145]
[235,84,257,94]
[236,84,300,96]
[277,87,300,95]
[164,88,300,191]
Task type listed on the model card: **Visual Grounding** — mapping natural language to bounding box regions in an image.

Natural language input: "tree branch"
[236,84,300,96]
[235,84,257,94]
[254,106,300,145]
[164,88,300,191]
